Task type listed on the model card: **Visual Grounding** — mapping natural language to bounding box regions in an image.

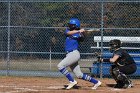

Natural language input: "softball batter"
[57,18,101,90]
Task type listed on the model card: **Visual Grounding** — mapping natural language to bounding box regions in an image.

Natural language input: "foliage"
[0,2,139,54]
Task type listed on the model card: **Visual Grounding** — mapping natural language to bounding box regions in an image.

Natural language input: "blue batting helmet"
[69,18,80,28]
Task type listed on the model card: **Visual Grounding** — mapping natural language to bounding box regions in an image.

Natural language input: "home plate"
[110,88,124,91]
[47,86,65,89]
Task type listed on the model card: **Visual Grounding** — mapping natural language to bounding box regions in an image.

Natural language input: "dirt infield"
[0,76,140,93]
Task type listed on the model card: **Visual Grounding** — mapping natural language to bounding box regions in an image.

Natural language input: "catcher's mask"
[109,39,122,53]
[68,18,80,31]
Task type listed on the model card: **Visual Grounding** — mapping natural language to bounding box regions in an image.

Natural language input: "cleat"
[92,81,102,90]
[66,80,78,89]
[131,83,134,87]
[123,80,133,89]
[130,80,134,87]
[123,83,132,89]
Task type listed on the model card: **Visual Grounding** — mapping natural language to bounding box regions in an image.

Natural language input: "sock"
[82,74,98,84]
[59,68,74,82]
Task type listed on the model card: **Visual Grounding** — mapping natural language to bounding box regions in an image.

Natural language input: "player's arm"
[100,54,119,63]
[110,54,120,62]
[66,29,85,35]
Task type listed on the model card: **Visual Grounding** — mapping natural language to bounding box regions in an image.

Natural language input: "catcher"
[99,39,137,88]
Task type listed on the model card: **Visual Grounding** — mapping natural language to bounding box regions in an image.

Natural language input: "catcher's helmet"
[109,39,122,52]
[68,18,80,31]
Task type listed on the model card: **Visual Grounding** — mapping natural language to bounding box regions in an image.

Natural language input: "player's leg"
[111,65,133,89]
[57,58,74,83]
[58,60,77,90]
[57,50,80,89]
[118,64,137,88]
[71,63,101,89]
[117,71,131,88]
[110,65,124,88]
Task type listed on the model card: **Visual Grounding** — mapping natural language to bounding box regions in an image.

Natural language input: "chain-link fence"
[0,0,140,78]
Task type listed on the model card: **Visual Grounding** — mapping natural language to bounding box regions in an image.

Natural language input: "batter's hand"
[79,29,85,33]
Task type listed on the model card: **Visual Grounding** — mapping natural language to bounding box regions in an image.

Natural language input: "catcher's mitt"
[93,52,102,63]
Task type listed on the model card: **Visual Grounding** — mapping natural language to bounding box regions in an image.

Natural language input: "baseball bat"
[85,28,100,32]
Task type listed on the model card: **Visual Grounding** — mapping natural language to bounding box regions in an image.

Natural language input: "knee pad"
[110,67,120,81]
[112,68,120,77]
[117,73,128,81]
[111,67,128,82]
[117,74,124,80]
[110,65,117,76]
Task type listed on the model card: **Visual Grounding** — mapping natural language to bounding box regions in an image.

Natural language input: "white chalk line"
[0,85,55,93]
[14,87,39,91]
[110,88,124,91]
[47,86,65,89]
[0,90,19,93]
[0,84,126,93]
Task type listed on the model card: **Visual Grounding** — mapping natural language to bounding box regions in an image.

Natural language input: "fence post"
[7,1,11,76]
[49,46,52,70]
[100,1,104,79]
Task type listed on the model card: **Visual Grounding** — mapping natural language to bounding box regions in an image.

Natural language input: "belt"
[66,50,76,54]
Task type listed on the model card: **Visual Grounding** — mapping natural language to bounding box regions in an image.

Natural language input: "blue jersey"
[64,29,80,52]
